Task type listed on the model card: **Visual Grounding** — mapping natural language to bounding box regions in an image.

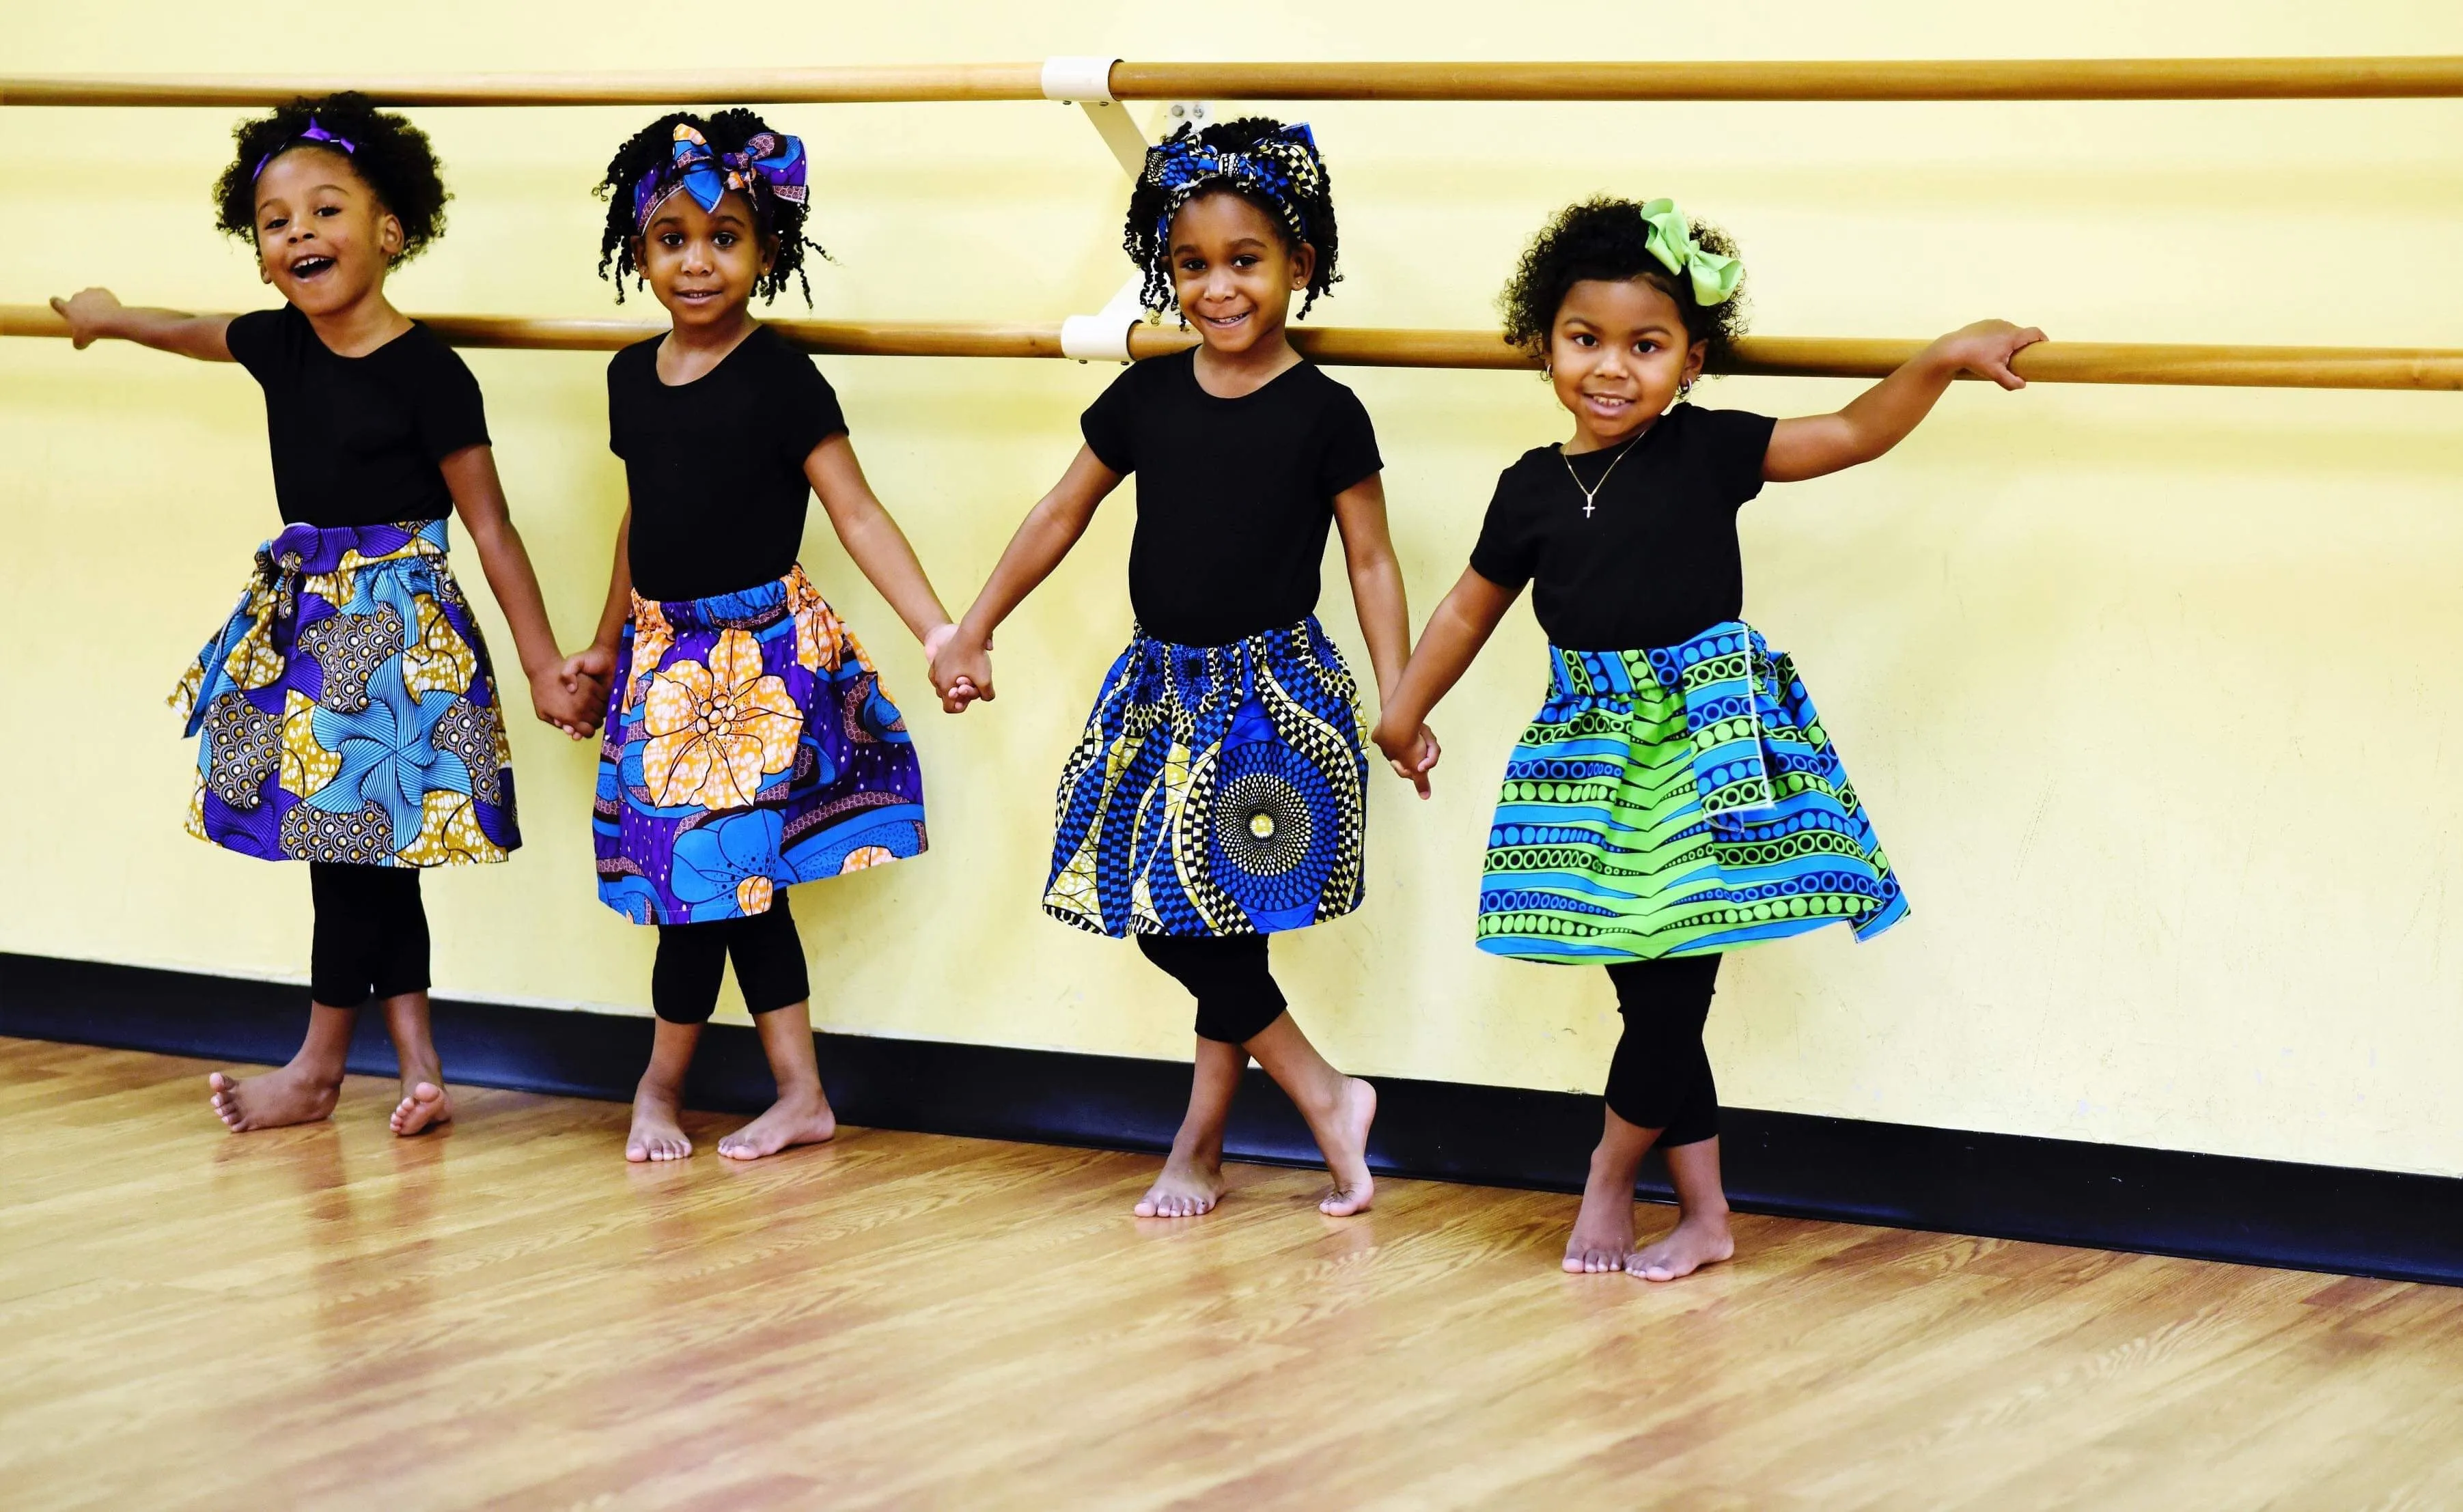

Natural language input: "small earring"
[1676,378,1694,403]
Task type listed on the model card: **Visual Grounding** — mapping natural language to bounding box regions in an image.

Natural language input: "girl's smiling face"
[1548,277,1708,449]
[251,148,401,316]
[1167,191,1316,356]
[635,191,776,332]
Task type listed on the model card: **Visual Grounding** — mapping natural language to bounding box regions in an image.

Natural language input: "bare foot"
[389,1080,453,1136]
[626,1078,693,1163]
[1315,1076,1378,1217]
[716,1087,837,1161]
[1134,1155,1225,1218]
[208,1065,341,1132]
[1628,1212,1736,1282]
[1563,1147,1642,1274]
[1562,1195,1638,1274]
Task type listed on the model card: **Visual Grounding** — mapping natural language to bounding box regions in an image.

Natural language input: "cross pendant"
[1583,500,1595,518]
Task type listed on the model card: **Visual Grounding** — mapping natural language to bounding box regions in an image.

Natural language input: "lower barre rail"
[3,305,2459,390]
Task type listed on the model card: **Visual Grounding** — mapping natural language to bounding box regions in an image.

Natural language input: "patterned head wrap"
[251,117,356,182]
[1128,120,1337,315]
[1139,120,1324,254]
[632,123,808,232]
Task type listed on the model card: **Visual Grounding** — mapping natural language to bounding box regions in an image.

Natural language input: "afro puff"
[213,92,449,266]
[1123,115,1342,319]
[593,109,828,306]
[1500,197,1750,372]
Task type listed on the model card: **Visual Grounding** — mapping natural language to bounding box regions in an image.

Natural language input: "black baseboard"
[6,951,2459,1286]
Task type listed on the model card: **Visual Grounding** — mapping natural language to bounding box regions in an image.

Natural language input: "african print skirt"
[593,565,926,925]
[170,518,519,867]
[1478,621,1906,964]
[1046,617,1368,938]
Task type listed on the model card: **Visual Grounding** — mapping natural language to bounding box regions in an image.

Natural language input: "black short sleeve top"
[1469,405,1777,650]
[225,304,489,528]
[607,324,849,602]
[1080,349,1383,647]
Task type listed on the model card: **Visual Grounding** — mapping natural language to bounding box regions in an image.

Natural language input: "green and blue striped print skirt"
[1478,621,1907,964]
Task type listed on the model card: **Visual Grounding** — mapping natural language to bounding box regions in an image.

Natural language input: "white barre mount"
[1044,55,1209,363]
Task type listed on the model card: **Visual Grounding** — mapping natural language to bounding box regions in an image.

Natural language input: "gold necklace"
[1560,436,1638,518]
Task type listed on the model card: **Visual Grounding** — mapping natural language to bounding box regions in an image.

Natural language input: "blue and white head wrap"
[1125,120,1337,316]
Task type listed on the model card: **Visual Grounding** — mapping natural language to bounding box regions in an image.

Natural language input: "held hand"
[561,644,617,708]
[930,634,994,714]
[48,288,124,350]
[529,664,601,741]
[561,646,618,737]
[1372,718,1442,799]
[1935,319,2048,391]
[1391,723,1441,799]
[921,622,979,713]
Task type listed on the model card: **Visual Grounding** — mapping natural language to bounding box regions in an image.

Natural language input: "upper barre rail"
[7,56,2463,107]
[5,305,2459,389]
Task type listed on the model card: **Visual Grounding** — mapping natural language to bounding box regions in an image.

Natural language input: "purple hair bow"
[632,124,809,232]
[251,117,357,182]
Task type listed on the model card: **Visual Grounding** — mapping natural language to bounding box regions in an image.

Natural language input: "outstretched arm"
[1370,566,1522,779]
[1333,474,1440,798]
[48,288,233,361]
[437,445,600,738]
[1764,320,2046,484]
[806,434,960,668]
[933,445,1123,708]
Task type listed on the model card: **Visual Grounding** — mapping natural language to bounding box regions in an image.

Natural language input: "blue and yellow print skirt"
[170,518,519,866]
[1046,617,1368,938]
[1479,621,1906,964]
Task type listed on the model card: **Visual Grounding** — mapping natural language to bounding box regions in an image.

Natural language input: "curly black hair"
[592,109,827,306]
[1123,115,1341,319]
[1500,197,1750,373]
[212,93,449,266]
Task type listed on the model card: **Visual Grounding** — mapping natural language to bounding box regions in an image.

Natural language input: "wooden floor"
[6,1041,2462,1512]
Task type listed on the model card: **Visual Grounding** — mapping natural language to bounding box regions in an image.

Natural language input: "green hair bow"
[1639,198,1742,307]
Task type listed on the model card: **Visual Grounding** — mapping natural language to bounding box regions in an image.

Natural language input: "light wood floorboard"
[4,1037,2458,1510]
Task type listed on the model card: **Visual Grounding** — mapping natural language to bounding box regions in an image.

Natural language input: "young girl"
[1373,197,2042,1277]
[568,111,958,1163]
[933,118,1437,1219]
[48,93,600,1137]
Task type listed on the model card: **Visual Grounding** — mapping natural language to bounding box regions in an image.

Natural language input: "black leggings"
[309,863,431,1008]
[652,908,811,1024]
[1602,954,1723,1147]
[1137,934,1288,1045]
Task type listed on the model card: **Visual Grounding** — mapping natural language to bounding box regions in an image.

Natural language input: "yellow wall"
[5,2,2461,1176]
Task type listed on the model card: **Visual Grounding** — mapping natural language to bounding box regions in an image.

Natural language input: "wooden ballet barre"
[8,56,2463,107]
[5,306,2461,390]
